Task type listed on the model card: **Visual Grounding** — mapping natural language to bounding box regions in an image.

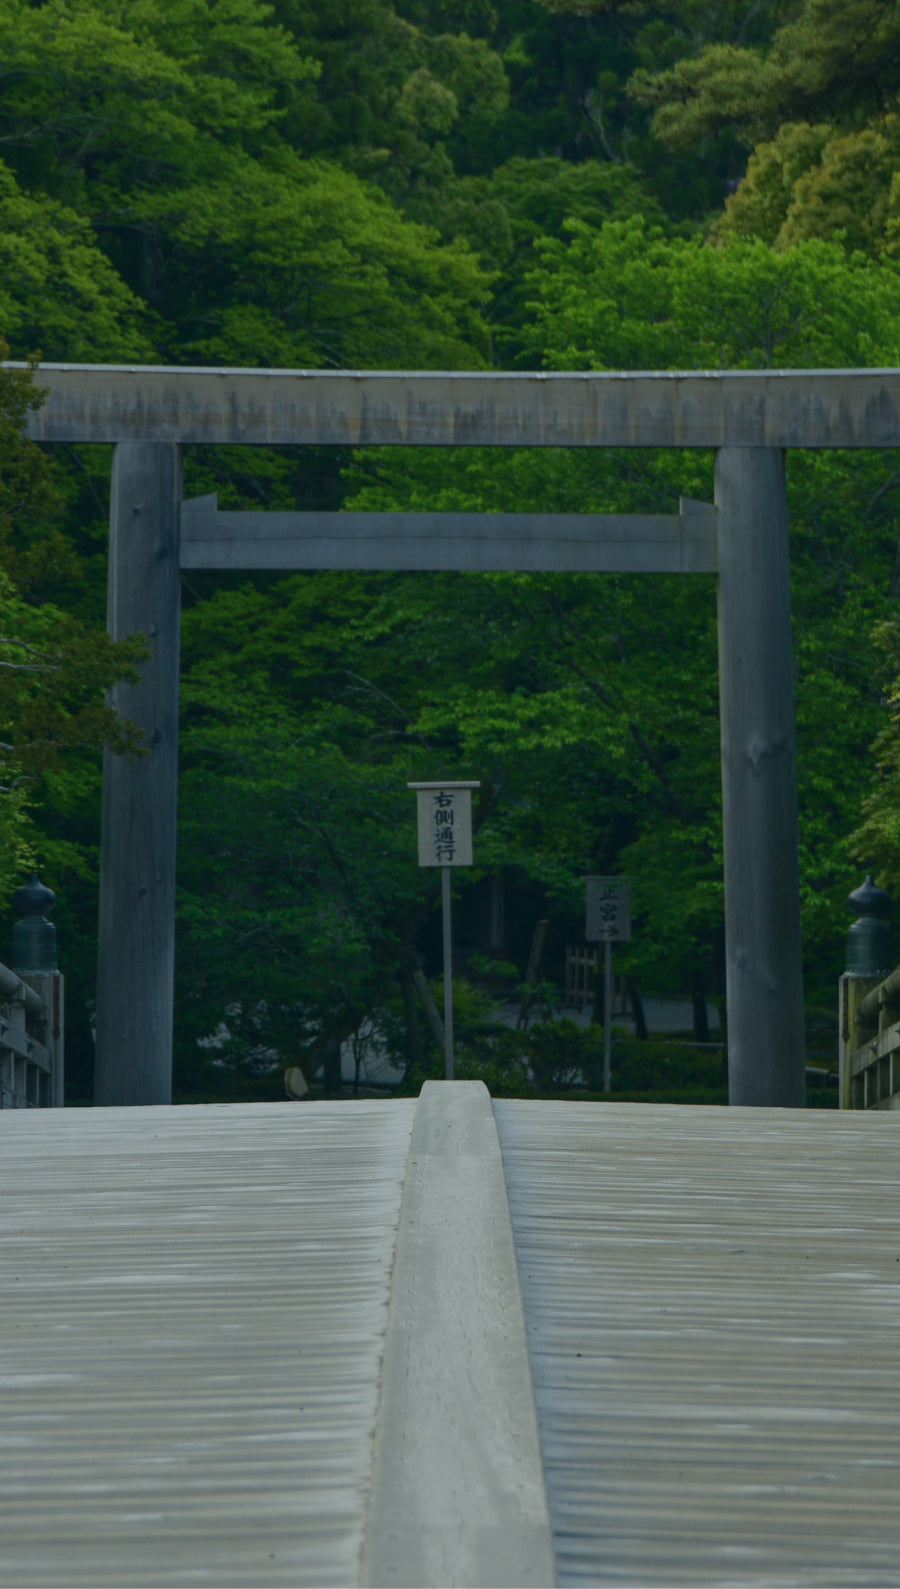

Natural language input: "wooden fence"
[839,966,900,1110]
[0,962,63,1108]
[564,948,628,1014]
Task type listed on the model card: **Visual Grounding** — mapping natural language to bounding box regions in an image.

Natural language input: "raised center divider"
[360,1081,555,1589]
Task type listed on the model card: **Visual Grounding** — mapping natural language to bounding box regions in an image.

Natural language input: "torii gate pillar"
[95,443,181,1106]
[716,447,806,1106]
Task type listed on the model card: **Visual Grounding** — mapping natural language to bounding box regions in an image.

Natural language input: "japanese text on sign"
[410,783,478,867]
[430,790,457,864]
[585,876,631,942]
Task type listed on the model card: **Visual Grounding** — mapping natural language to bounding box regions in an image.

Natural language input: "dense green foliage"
[2,0,898,1099]
[631,0,900,256]
[0,355,147,895]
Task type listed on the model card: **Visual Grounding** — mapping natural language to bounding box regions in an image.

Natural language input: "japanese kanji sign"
[585,876,631,942]
[408,781,480,867]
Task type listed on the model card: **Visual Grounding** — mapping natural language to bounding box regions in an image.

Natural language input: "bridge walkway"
[497,1100,900,1587]
[2,1086,899,1586]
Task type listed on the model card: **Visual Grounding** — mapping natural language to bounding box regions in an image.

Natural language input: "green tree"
[0,163,151,364]
[138,151,490,369]
[174,571,459,1095]
[273,0,510,197]
[175,690,425,1096]
[0,355,148,894]
[9,0,896,1095]
[630,0,900,254]
[332,221,900,1015]
[0,0,492,370]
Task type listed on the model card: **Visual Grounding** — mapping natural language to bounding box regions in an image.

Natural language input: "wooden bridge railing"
[839,965,900,1110]
[564,949,629,1014]
[0,875,64,1108]
[0,961,63,1108]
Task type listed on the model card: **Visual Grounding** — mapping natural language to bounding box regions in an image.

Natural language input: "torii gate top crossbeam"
[15,363,900,449]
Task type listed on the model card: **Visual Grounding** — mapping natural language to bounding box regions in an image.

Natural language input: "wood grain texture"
[96,443,181,1105]
[180,504,718,573]
[495,1101,900,1588]
[18,363,900,449]
[0,1101,415,1588]
[716,448,805,1107]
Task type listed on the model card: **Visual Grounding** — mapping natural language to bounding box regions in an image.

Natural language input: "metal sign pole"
[408,779,480,1081]
[604,939,612,1094]
[442,867,454,1080]
[585,876,631,1099]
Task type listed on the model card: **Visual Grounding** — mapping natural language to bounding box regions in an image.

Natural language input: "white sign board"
[408,781,480,867]
[585,876,631,942]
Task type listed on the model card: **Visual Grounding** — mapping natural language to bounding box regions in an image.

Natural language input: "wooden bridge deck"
[0,1101,416,1588]
[495,1101,900,1587]
[2,1088,899,1587]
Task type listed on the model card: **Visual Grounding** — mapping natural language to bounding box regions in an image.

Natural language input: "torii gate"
[25,364,900,1108]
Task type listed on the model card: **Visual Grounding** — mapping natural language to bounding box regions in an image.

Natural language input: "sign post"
[408,781,480,1079]
[585,876,631,1094]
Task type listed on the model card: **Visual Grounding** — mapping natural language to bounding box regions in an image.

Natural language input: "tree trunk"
[590,958,604,1027]
[322,1034,342,1096]
[400,949,425,1076]
[692,970,710,1044]
[412,967,446,1056]
[629,980,648,1040]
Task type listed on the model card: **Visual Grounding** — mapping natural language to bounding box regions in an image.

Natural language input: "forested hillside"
[3,0,900,1098]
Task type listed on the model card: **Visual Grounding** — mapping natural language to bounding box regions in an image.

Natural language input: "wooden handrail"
[857,965,900,1024]
[0,960,44,1018]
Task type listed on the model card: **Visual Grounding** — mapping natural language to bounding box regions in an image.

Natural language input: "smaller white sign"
[585,876,631,942]
[408,781,480,867]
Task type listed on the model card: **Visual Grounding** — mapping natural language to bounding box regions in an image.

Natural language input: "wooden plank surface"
[0,1102,415,1588]
[494,1101,900,1587]
[7,1092,900,1588]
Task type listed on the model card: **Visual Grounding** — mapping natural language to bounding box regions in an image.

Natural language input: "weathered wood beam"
[96,442,181,1107]
[180,496,718,573]
[716,447,806,1108]
[16,363,900,449]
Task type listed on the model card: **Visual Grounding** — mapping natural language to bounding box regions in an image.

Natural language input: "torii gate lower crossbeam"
[93,429,802,1109]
